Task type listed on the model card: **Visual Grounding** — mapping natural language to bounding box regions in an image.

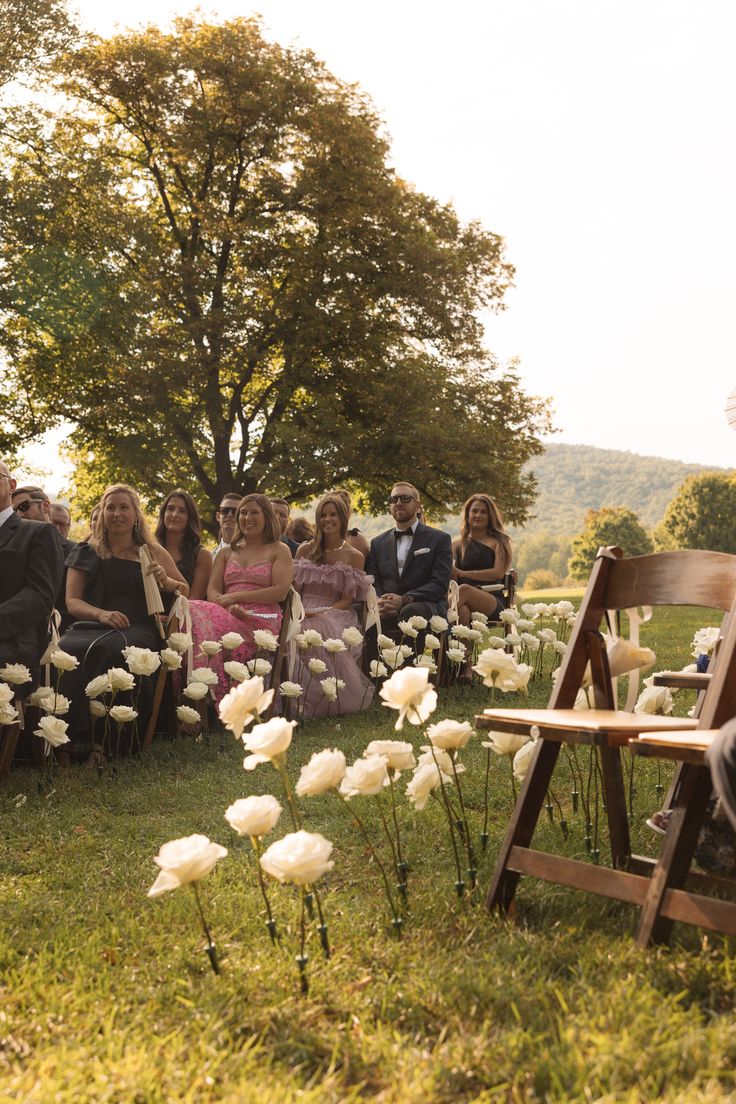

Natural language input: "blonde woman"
[451,493,512,624]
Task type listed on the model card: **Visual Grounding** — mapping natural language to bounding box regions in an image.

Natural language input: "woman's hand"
[213,593,234,608]
[98,609,130,630]
[146,560,169,589]
[450,563,460,581]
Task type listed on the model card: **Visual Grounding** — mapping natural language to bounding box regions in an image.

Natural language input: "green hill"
[511,443,733,537]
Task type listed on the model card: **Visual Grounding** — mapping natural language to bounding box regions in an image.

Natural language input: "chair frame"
[479,546,736,945]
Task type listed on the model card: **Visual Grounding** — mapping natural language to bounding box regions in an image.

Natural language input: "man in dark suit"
[365,481,452,635]
[270,498,300,556]
[0,459,64,667]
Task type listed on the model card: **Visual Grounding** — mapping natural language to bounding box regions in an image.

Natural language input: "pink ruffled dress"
[190,559,282,703]
[293,559,374,717]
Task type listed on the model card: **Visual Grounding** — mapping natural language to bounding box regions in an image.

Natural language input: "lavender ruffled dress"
[293,559,374,717]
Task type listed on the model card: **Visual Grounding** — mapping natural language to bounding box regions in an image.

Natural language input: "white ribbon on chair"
[286,588,305,682]
[448,580,460,619]
[365,585,382,637]
[622,605,653,712]
[39,609,62,673]
[169,594,193,674]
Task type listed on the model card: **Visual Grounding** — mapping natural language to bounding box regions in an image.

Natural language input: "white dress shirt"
[395,520,418,576]
[0,505,14,529]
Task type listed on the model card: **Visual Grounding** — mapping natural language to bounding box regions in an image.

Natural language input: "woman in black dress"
[154,488,212,600]
[452,494,512,624]
[60,484,187,756]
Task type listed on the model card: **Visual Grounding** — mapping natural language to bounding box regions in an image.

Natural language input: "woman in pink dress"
[190,494,294,702]
[293,493,374,717]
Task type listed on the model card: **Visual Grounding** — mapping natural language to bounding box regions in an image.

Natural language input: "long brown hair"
[231,494,281,548]
[459,494,512,564]
[90,484,157,559]
[155,489,202,583]
[307,494,349,563]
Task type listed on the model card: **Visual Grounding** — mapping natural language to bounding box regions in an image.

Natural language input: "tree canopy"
[568,506,653,582]
[0,15,550,522]
[653,472,736,553]
[0,0,75,88]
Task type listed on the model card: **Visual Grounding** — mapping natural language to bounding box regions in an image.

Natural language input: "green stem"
[191,882,220,975]
[273,757,301,830]
[448,750,476,887]
[250,837,279,943]
[336,791,402,936]
[427,743,465,897]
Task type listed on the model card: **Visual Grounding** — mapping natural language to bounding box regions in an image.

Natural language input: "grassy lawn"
[2,601,736,1102]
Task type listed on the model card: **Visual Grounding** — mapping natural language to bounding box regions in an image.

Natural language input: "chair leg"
[485,739,562,914]
[0,723,21,784]
[599,747,631,868]
[144,667,169,752]
[635,762,713,946]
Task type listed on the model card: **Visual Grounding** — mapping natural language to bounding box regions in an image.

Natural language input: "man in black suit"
[365,481,452,635]
[0,459,64,667]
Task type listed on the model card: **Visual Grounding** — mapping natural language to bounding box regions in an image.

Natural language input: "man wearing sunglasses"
[212,492,243,559]
[0,460,63,667]
[365,481,452,634]
[12,485,50,523]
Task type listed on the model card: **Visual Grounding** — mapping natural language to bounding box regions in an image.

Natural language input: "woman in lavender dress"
[293,493,374,717]
[190,495,293,702]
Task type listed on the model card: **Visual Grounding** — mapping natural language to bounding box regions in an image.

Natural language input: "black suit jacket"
[0,514,64,666]
[365,521,452,616]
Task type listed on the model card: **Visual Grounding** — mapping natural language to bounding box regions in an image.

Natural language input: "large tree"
[0,0,75,87]
[653,472,736,553]
[0,16,550,521]
[568,506,653,582]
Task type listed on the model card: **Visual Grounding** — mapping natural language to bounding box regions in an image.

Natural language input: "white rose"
[223,660,250,683]
[0,704,19,725]
[691,626,720,658]
[28,686,55,709]
[416,655,437,673]
[247,658,273,677]
[406,762,451,810]
[50,649,78,672]
[85,674,111,698]
[123,646,161,677]
[515,619,535,632]
[183,681,209,701]
[296,749,347,796]
[634,685,674,716]
[513,739,537,781]
[424,634,441,651]
[160,648,183,670]
[429,616,448,633]
[364,740,415,772]
[496,663,533,693]
[446,647,466,664]
[89,700,107,718]
[472,649,519,686]
[447,609,458,624]
[339,754,389,798]
[242,717,296,770]
[369,660,388,678]
[109,705,138,724]
[323,638,347,655]
[259,830,334,886]
[320,677,346,702]
[451,625,472,640]
[225,795,282,837]
[34,715,70,748]
[107,667,135,692]
[199,640,222,657]
[426,719,473,750]
[41,693,70,715]
[482,730,529,756]
[301,629,324,648]
[553,641,568,655]
[398,620,418,638]
[409,615,428,630]
[0,664,32,686]
[342,626,364,647]
[465,628,483,643]
[308,658,328,675]
[379,667,437,730]
[538,629,557,643]
[221,632,245,650]
[484,636,507,650]
[167,632,192,654]
[505,633,522,647]
[147,834,228,897]
[176,705,201,725]
[253,629,279,652]
[417,746,464,775]
[219,676,274,738]
[499,609,519,625]
[471,611,489,625]
[190,667,219,687]
[280,681,303,698]
[377,634,395,649]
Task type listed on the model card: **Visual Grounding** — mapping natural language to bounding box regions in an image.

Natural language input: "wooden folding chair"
[265,589,305,719]
[0,717,22,784]
[477,546,736,938]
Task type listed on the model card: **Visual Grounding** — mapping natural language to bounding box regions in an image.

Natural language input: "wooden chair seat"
[478,707,695,748]
[652,671,711,691]
[629,729,717,763]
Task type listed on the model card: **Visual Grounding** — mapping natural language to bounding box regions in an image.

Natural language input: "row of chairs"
[476,546,736,946]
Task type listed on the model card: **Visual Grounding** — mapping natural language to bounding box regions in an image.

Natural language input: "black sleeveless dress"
[58,546,163,751]
[454,539,507,615]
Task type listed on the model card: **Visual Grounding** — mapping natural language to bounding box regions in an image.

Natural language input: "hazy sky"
[22,0,736,488]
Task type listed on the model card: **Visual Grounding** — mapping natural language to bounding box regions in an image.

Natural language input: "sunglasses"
[218,506,237,517]
[14,500,32,513]
[388,494,415,505]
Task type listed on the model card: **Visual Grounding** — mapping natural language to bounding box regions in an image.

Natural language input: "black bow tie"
[394,529,413,539]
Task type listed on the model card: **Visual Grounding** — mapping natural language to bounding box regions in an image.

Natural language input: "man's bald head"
[0,460,15,511]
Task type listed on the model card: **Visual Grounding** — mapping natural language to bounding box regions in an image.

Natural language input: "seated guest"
[365,482,452,643]
[270,497,299,556]
[154,489,212,600]
[0,459,63,669]
[190,494,293,703]
[293,494,374,716]
[212,492,242,560]
[334,489,369,562]
[12,485,51,523]
[287,515,313,545]
[50,502,72,539]
[452,494,512,623]
[60,483,187,756]
[48,503,77,632]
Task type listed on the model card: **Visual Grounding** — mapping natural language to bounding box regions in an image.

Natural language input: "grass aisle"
[2,603,736,1102]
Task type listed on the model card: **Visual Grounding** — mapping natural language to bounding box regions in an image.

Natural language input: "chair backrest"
[551,547,736,714]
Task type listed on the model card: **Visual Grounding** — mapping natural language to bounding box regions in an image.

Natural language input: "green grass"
[2,601,736,1103]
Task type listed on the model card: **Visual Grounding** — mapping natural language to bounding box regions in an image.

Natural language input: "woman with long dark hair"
[452,493,512,623]
[154,489,212,600]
